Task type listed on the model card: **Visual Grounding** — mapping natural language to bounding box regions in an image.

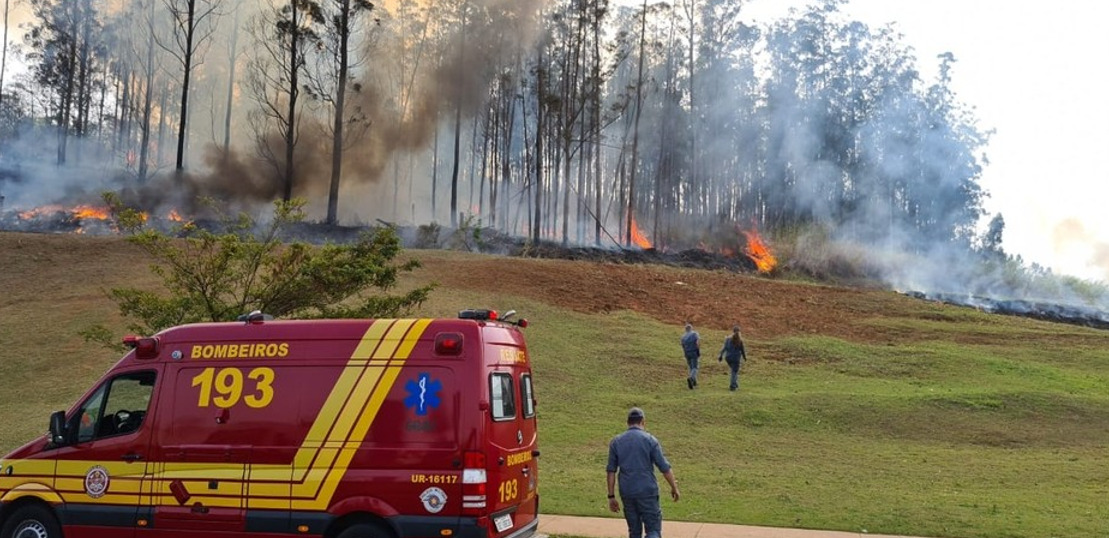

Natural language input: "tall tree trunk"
[326,0,352,225]
[654,13,677,247]
[113,71,124,155]
[478,110,490,221]
[432,118,439,221]
[138,1,157,183]
[57,16,78,166]
[450,103,462,227]
[175,0,198,178]
[449,4,468,228]
[592,1,603,246]
[96,62,108,143]
[468,114,479,217]
[626,0,647,247]
[223,1,241,158]
[532,48,545,244]
[685,0,697,220]
[282,0,300,201]
[157,87,169,166]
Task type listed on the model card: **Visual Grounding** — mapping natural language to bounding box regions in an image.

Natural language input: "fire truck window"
[521,374,535,418]
[490,373,516,421]
[76,385,106,443]
[78,371,156,441]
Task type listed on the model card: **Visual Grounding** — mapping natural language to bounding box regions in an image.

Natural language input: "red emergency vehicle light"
[461,451,488,515]
[122,335,159,360]
[434,333,463,355]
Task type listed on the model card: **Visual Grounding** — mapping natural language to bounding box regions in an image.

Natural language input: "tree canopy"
[84,195,435,344]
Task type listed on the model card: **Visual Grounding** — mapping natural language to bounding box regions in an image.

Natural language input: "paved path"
[537,514,928,538]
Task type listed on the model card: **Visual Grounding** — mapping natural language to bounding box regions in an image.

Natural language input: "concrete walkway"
[537,514,928,538]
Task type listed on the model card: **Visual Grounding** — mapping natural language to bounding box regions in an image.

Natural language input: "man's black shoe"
[687,378,693,389]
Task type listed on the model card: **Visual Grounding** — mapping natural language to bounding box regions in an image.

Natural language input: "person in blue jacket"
[679,323,700,389]
[718,325,747,391]
[606,407,680,538]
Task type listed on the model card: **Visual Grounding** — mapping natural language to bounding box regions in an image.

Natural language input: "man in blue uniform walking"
[606,407,680,538]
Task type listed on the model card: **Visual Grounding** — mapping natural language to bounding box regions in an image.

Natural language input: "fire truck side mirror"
[48,410,67,446]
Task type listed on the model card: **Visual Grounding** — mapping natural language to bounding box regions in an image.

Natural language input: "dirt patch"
[410,250,927,343]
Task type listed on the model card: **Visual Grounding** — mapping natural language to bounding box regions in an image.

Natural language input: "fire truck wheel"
[0,504,62,538]
[335,522,394,538]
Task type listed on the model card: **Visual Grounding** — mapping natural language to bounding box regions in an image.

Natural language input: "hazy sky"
[740,0,1109,282]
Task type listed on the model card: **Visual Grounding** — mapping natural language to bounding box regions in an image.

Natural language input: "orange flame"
[17,204,112,221]
[168,209,184,222]
[71,205,112,220]
[743,228,777,273]
[630,216,652,249]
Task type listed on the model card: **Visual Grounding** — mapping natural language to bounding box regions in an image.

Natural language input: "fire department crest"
[84,465,110,498]
[419,487,447,514]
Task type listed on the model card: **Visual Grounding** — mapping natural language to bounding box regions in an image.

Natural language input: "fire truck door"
[486,367,539,536]
[50,368,159,538]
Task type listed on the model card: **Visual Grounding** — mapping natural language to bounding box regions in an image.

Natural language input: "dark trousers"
[685,354,699,383]
[727,359,742,390]
[622,495,662,538]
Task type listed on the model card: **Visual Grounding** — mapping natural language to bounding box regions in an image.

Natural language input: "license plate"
[493,514,513,533]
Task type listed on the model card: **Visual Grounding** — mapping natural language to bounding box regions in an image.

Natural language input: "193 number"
[498,479,519,503]
[191,367,275,408]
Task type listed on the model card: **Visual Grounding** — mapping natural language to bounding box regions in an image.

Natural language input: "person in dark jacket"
[680,323,700,389]
[606,407,680,538]
[718,325,747,391]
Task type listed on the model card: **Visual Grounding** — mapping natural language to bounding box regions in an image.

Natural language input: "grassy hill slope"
[2,231,1107,538]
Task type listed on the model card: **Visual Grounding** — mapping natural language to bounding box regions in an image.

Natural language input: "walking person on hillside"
[718,325,748,391]
[606,407,680,538]
[680,323,700,389]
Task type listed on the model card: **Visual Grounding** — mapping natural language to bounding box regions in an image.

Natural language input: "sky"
[739,0,1109,282]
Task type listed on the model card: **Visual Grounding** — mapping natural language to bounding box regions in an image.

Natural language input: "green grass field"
[2,232,1107,538]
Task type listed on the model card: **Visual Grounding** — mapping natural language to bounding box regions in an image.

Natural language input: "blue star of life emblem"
[403,373,442,416]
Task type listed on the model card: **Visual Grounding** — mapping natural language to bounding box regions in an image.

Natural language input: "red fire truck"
[0,309,539,538]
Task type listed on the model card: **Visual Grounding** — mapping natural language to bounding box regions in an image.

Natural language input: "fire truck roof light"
[458,309,496,321]
[238,310,272,324]
[458,309,529,328]
[123,336,159,360]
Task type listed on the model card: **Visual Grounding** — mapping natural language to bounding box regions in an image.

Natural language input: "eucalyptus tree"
[24,0,82,163]
[158,0,222,176]
[624,0,647,247]
[220,0,246,160]
[125,0,173,182]
[762,0,987,250]
[244,0,322,201]
[387,0,433,221]
[303,0,377,225]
